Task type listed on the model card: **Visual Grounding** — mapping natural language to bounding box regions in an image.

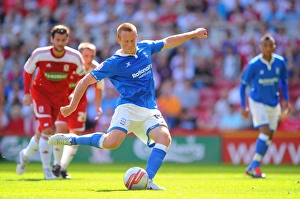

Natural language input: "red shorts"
[32,98,60,132]
[55,101,87,132]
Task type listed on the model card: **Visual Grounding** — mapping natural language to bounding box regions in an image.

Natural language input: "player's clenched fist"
[193,28,208,38]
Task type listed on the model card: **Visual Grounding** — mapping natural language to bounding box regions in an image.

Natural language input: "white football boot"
[16,149,29,175]
[43,168,57,180]
[146,180,166,190]
[48,134,72,146]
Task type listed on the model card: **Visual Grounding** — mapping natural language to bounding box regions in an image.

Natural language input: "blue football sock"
[249,133,269,169]
[146,144,167,180]
[71,133,103,148]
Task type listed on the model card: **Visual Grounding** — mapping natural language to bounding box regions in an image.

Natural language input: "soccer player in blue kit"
[240,33,291,178]
[49,23,208,189]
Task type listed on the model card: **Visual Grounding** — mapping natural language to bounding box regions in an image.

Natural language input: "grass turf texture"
[0,161,299,199]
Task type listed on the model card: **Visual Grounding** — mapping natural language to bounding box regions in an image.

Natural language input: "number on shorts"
[77,112,86,122]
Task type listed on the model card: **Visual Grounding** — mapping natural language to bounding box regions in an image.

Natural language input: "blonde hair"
[78,42,97,56]
[116,23,137,39]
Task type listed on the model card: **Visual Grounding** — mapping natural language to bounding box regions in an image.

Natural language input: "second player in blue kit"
[240,33,291,178]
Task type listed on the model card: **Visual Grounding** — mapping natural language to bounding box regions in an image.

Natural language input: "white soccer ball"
[123,167,149,190]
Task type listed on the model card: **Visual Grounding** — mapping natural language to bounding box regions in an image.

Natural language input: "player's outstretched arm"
[161,28,208,51]
[60,73,96,117]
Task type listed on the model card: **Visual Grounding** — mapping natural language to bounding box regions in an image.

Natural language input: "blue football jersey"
[90,40,164,109]
[241,53,288,107]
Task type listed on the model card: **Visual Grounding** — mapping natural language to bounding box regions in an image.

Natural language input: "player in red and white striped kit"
[52,42,104,179]
[16,25,85,180]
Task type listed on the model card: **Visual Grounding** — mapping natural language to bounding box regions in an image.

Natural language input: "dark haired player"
[16,25,84,179]
[240,33,291,178]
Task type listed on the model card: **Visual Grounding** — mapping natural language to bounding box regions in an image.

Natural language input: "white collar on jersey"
[259,53,274,71]
[115,49,138,58]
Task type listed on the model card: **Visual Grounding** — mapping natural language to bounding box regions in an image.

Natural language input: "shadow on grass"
[94,189,153,192]
[6,178,44,181]
[95,189,129,192]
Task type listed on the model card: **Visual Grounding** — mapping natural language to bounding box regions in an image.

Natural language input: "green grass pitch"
[0,161,299,199]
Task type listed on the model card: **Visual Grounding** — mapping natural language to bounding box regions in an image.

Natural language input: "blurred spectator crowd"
[1,0,300,136]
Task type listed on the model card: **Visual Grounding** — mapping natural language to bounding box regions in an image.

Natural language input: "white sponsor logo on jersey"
[132,64,152,78]
[258,77,278,85]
